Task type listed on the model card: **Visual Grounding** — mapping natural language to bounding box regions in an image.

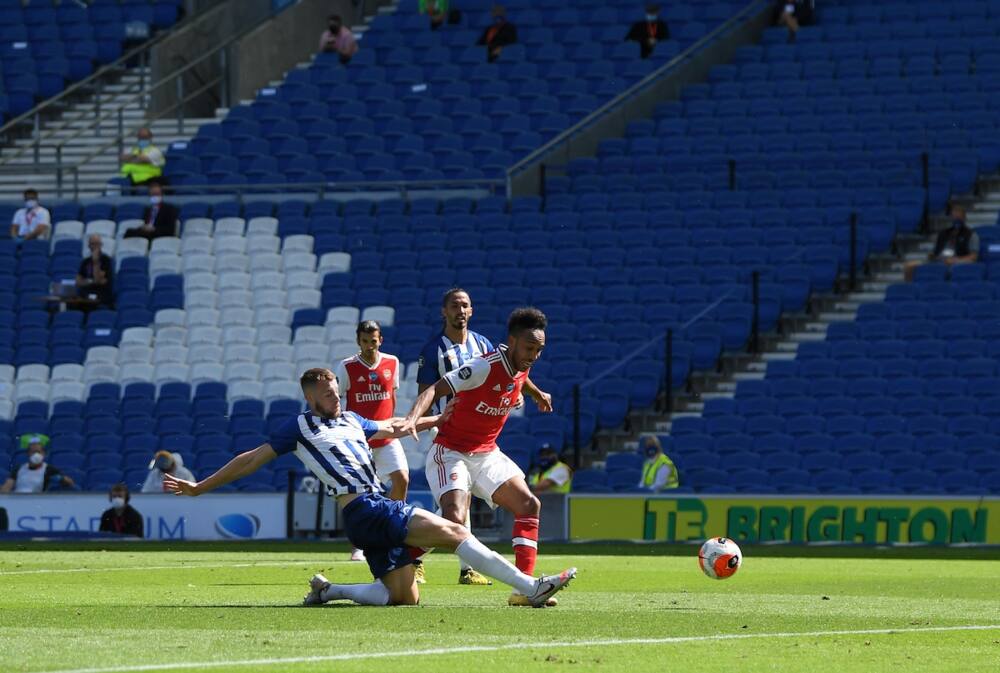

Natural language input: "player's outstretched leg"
[303,574,391,606]
[404,509,575,607]
[458,506,492,585]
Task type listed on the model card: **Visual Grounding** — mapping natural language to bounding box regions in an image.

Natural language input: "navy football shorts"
[341,493,419,579]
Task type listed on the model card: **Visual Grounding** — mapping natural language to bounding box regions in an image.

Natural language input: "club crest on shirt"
[383,368,392,380]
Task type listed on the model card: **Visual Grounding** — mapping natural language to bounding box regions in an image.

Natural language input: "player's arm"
[370,414,443,441]
[523,377,553,413]
[403,379,453,437]
[164,444,277,496]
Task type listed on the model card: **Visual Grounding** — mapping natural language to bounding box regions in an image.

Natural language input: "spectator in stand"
[477,5,517,63]
[319,14,358,64]
[76,234,114,309]
[119,127,165,186]
[98,483,144,538]
[141,450,195,493]
[625,4,670,60]
[904,205,980,282]
[0,435,75,493]
[420,0,449,29]
[123,181,178,241]
[529,445,573,494]
[638,435,678,491]
[10,188,50,242]
[773,1,814,43]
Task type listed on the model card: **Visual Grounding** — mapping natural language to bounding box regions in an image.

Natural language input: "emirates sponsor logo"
[475,400,514,416]
[356,391,391,403]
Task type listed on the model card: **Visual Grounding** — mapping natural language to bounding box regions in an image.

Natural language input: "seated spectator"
[9,188,50,242]
[529,445,573,494]
[99,483,144,538]
[905,205,980,282]
[319,14,358,64]
[123,182,178,241]
[420,0,450,30]
[0,435,75,493]
[477,5,517,63]
[119,127,165,185]
[773,1,813,43]
[142,450,195,493]
[76,234,114,309]
[638,435,678,491]
[625,4,670,60]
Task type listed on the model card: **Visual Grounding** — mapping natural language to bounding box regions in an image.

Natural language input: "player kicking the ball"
[403,307,556,606]
[335,320,405,563]
[163,368,575,608]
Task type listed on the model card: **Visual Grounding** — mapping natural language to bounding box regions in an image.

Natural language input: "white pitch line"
[36,624,1000,673]
[0,561,353,576]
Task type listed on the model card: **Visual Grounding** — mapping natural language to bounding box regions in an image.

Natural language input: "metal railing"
[504,0,772,194]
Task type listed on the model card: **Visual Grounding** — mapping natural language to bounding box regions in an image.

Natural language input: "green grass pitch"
[0,543,997,673]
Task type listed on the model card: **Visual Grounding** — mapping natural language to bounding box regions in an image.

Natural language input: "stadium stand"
[160,0,747,187]
[0,0,182,119]
[2,0,1000,498]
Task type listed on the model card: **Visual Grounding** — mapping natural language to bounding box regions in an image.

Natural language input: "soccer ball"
[698,537,742,580]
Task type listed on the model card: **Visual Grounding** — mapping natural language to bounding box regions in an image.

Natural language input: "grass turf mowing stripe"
[0,561,354,576]
[37,624,1000,673]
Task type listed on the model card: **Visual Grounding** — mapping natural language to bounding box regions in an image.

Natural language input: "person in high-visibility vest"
[119,127,165,185]
[638,436,678,491]
[529,445,573,494]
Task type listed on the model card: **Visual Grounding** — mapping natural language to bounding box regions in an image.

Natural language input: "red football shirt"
[434,346,527,454]
[335,352,399,448]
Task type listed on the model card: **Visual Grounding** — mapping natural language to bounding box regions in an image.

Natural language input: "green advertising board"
[568,495,1000,545]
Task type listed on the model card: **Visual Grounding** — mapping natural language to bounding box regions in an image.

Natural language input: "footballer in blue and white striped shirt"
[164,367,575,607]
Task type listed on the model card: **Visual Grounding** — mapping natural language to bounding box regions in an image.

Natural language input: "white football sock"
[455,537,537,595]
[322,580,390,606]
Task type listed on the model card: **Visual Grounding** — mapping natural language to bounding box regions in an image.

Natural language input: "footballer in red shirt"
[335,320,407,498]
[404,307,555,606]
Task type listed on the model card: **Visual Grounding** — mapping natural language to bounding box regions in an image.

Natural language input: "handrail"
[0,32,171,142]
[505,0,771,184]
[0,37,234,167]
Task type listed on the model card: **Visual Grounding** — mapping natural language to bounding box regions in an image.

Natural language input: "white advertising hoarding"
[0,493,287,540]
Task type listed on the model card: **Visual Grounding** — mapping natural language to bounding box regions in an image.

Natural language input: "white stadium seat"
[155,326,188,345]
[84,362,119,384]
[184,272,215,292]
[247,235,280,255]
[294,343,328,362]
[258,343,294,364]
[216,271,251,291]
[182,252,214,274]
[250,270,284,291]
[0,364,14,383]
[154,363,189,384]
[325,323,356,342]
[117,237,150,257]
[16,363,50,382]
[214,217,246,236]
[182,217,213,238]
[50,381,86,404]
[155,308,186,329]
[292,326,325,344]
[228,380,264,403]
[149,255,182,278]
[118,345,153,365]
[14,381,49,403]
[225,362,261,383]
[326,306,360,326]
[318,252,351,273]
[286,288,321,312]
[282,234,314,253]
[222,326,255,345]
[51,220,84,245]
[329,341,357,361]
[282,251,316,271]
[85,219,117,239]
[265,381,302,402]
[185,289,218,310]
[223,343,257,363]
[150,237,182,256]
[188,344,224,365]
[119,363,155,387]
[120,327,153,346]
[254,307,290,327]
[362,305,395,326]
[153,344,188,364]
[246,216,278,236]
[185,308,220,327]
[0,398,12,420]
[115,219,143,239]
[219,289,253,309]
[181,236,213,256]
[220,307,254,326]
[285,270,319,290]
[213,236,247,255]
[260,361,295,383]
[214,253,249,273]
[249,252,283,271]
[85,347,118,365]
[187,326,222,346]
[252,289,285,308]
[190,362,225,386]
[255,324,292,345]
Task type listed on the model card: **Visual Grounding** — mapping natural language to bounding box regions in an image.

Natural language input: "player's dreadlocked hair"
[507,307,547,336]
[300,368,336,391]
